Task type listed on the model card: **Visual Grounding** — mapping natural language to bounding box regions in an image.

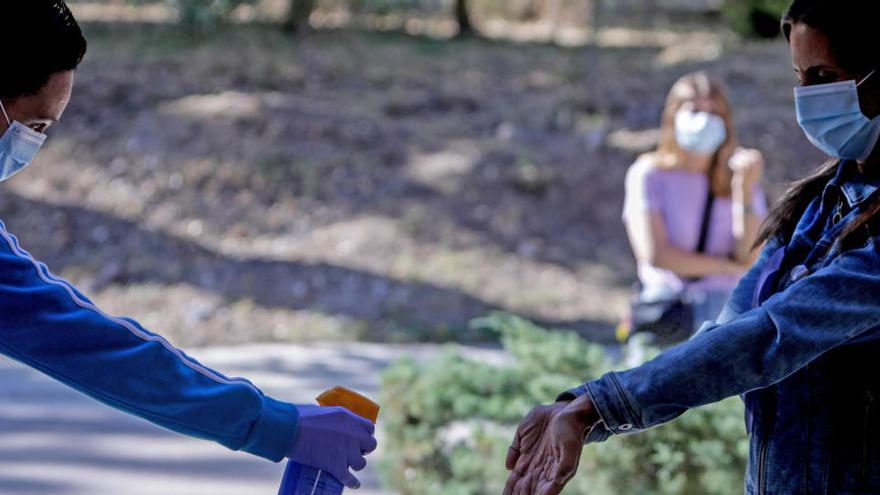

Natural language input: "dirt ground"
[0,20,825,347]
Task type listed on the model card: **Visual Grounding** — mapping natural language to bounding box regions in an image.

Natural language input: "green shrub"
[380,314,748,495]
[723,0,790,39]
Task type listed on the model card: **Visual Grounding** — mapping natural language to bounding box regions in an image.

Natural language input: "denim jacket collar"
[829,160,880,207]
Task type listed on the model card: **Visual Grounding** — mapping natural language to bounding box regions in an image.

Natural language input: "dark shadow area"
[0,413,167,437]
[0,476,73,494]
[0,446,277,480]
[62,22,670,277]
[0,192,614,343]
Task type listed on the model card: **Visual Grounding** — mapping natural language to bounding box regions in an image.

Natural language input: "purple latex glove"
[287,405,378,489]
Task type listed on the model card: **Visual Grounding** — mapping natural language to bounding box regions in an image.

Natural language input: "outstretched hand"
[503,394,600,495]
[287,405,378,489]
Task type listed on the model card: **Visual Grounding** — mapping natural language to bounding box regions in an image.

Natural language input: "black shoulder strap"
[696,187,715,254]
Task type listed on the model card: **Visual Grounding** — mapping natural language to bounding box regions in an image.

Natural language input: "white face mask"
[794,69,880,161]
[674,109,728,156]
[0,99,47,183]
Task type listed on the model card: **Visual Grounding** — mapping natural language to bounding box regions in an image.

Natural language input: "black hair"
[782,0,880,74]
[0,1,87,100]
[757,0,880,246]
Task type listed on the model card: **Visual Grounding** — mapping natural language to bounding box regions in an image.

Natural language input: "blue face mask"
[674,110,728,156]
[0,99,47,183]
[795,70,880,161]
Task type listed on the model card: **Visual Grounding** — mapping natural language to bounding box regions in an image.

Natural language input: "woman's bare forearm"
[732,181,763,264]
[652,244,744,278]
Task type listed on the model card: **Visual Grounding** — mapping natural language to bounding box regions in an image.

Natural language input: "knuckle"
[532,404,552,417]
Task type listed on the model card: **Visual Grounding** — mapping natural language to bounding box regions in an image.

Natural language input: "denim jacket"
[564,161,880,494]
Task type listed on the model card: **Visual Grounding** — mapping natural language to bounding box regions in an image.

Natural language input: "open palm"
[503,403,572,495]
[504,397,598,495]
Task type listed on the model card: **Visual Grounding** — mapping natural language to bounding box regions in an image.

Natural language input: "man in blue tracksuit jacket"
[0,1,376,489]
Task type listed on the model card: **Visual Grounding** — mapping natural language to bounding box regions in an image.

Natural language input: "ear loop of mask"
[0,99,10,127]
[858,69,877,88]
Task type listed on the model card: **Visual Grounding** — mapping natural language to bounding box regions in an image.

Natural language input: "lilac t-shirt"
[623,158,769,296]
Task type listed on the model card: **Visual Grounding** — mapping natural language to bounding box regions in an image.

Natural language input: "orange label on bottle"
[316,387,380,424]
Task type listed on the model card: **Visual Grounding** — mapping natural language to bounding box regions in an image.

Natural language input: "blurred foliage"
[380,314,748,495]
[75,0,796,39]
[723,0,789,38]
[175,0,261,26]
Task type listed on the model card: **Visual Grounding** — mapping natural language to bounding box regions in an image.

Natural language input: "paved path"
[0,343,506,495]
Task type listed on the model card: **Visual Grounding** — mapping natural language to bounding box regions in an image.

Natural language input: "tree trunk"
[284,0,316,34]
[642,0,658,26]
[455,0,473,37]
[589,0,604,43]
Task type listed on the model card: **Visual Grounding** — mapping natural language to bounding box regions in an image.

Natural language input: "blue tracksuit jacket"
[0,218,299,462]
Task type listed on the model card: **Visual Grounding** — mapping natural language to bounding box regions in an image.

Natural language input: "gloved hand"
[287,404,379,489]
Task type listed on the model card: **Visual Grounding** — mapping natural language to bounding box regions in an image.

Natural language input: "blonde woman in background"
[622,72,768,341]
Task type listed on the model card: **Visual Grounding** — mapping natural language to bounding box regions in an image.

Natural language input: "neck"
[858,145,880,174]
[681,152,714,174]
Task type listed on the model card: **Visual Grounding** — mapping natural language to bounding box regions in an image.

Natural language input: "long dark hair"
[757,0,880,246]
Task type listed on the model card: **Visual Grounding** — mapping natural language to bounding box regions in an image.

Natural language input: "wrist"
[561,393,601,430]
[725,258,745,274]
[732,175,756,193]
[732,201,756,216]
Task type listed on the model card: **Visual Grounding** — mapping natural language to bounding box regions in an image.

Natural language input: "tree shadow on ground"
[0,192,614,343]
[62,24,672,279]
[0,477,73,494]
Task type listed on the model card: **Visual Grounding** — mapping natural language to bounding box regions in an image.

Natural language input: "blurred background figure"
[621,72,768,344]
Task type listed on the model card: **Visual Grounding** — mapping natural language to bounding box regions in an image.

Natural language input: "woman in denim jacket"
[505,1,880,494]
